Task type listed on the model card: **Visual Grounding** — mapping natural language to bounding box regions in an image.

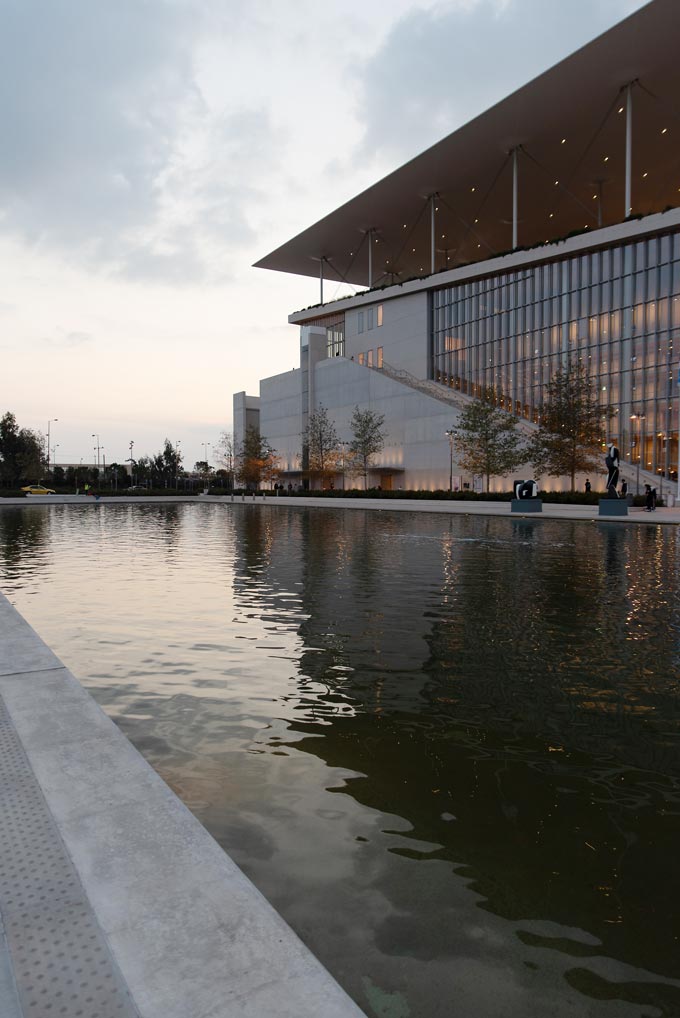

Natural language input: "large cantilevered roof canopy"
[255,0,680,289]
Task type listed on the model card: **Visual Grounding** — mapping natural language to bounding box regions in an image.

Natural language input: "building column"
[430,196,436,274]
[319,258,324,305]
[625,82,633,218]
[512,148,519,250]
[367,229,373,288]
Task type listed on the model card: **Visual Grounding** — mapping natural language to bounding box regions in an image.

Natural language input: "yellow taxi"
[21,484,56,495]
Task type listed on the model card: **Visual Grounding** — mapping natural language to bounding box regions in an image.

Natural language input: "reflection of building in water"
[230,507,680,772]
[228,510,680,1006]
[230,507,448,711]
[235,3,680,492]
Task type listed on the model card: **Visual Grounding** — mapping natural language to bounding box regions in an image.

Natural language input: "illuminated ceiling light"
[412,248,416,253]
[549,212,554,218]
[618,106,624,114]
[477,243,481,248]
[642,172,648,178]
[592,194,597,200]
[403,223,407,228]
[435,206,439,211]
[375,238,378,243]
[554,180,559,186]
[561,138,566,144]
[662,127,668,134]
[471,186,476,192]
[441,233,445,238]
[604,156,609,162]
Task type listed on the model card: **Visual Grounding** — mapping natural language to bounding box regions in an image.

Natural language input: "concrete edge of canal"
[1,491,680,524]
[0,591,367,1018]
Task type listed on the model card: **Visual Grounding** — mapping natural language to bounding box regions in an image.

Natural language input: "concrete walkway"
[2,493,678,525]
[0,593,365,1018]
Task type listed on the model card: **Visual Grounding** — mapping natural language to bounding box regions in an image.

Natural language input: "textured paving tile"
[0,697,139,1018]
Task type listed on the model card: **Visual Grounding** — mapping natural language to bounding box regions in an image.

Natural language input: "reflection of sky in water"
[2,503,680,1018]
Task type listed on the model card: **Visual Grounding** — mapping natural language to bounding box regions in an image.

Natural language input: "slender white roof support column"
[625,82,633,218]
[512,148,519,250]
[367,229,373,288]
[595,179,603,228]
[430,196,436,274]
[319,257,324,305]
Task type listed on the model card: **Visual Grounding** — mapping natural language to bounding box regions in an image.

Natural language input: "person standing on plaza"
[584,479,591,493]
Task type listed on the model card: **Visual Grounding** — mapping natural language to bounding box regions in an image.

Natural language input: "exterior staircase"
[372,360,671,497]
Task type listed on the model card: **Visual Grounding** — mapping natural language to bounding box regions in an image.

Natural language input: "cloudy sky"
[2,0,647,468]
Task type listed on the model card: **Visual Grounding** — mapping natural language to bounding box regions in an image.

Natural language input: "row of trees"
[454,360,610,491]
[232,405,387,490]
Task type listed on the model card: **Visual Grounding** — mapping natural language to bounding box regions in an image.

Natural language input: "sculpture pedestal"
[598,498,628,517]
[511,499,542,513]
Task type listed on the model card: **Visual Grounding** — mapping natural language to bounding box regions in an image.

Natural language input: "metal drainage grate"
[0,696,139,1018]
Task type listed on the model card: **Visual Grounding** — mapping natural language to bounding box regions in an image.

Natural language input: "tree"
[529,359,611,491]
[152,439,183,486]
[452,390,527,492]
[0,411,44,488]
[236,427,278,489]
[348,406,386,488]
[215,431,235,489]
[303,405,339,485]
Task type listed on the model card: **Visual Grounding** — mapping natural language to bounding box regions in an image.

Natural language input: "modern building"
[235,0,680,492]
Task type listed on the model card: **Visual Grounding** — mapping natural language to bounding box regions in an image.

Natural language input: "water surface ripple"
[2,503,680,1018]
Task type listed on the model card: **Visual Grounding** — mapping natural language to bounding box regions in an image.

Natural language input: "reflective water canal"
[1,503,680,1018]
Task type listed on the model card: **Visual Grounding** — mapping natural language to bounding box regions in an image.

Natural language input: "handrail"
[370,361,668,492]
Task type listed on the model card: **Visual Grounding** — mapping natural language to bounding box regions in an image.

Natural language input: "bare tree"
[215,431,235,488]
[303,406,339,486]
[348,406,386,488]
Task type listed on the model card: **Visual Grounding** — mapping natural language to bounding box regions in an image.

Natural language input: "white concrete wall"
[344,291,428,379]
[260,369,303,473]
[314,358,458,489]
[233,392,261,453]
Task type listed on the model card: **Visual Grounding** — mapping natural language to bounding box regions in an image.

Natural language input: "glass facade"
[432,230,680,479]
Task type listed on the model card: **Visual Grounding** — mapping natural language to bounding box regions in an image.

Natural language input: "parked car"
[21,484,56,495]
[126,485,147,491]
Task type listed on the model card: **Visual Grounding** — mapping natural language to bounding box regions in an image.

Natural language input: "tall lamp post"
[445,428,455,493]
[46,418,58,474]
[128,440,135,485]
[203,442,211,490]
[630,412,646,494]
[339,441,349,490]
[91,433,103,475]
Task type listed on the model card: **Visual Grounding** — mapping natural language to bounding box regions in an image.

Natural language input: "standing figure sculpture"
[605,443,620,498]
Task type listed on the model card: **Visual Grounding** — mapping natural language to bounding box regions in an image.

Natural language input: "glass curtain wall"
[432,230,680,479]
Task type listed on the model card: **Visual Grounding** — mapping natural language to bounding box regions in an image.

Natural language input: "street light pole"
[91,433,102,475]
[445,429,455,492]
[203,443,211,490]
[630,413,646,494]
[46,418,58,474]
[129,440,135,485]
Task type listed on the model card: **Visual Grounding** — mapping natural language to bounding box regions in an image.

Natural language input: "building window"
[367,307,375,330]
[367,349,374,367]
[377,304,383,327]
[358,311,364,334]
[358,352,365,365]
[326,323,345,358]
[429,225,680,480]
[377,346,383,368]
